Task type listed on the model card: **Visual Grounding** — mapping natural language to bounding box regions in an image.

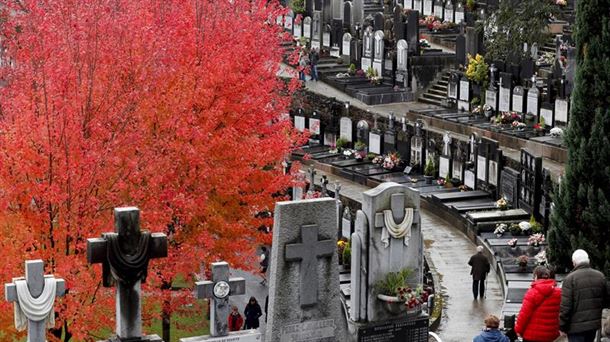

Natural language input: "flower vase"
[510,244,517,249]
[377,294,407,315]
[424,175,434,184]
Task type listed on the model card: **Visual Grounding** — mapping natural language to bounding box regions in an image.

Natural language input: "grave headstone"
[369,115,383,155]
[476,138,502,197]
[423,0,433,15]
[284,10,294,31]
[396,39,409,87]
[342,33,353,63]
[309,110,322,145]
[393,5,406,41]
[554,98,569,126]
[344,2,353,30]
[538,168,553,229]
[323,0,332,24]
[294,109,306,132]
[332,0,342,19]
[444,0,454,23]
[353,0,364,28]
[342,206,353,239]
[383,113,398,154]
[447,72,458,100]
[455,34,466,66]
[5,260,66,342]
[356,119,370,146]
[372,30,385,77]
[340,116,354,143]
[323,24,332,48]
[485,88,498,113]
[350,183,424,323]
[180,262,260,342]
[362,26,374,71]
[397,119,412,165]
[312,12,322,50]
[410,121,425,170]
[454,3,465,23]
[540,103,554,128]
[374,12,384,31]
[439,132,452,179]
[413,0,423,13]
[452,140,467,181]
[518,149,542,218]
[498,72,512,112]
[267,198,347,341]
[526,87,540,118]
[87,207,167,341]
[293,15,303,38]
[304,16,312,39]
[520,58,534,84]
[458,76,470,111]
[500,167,520,208]
[512,86,525,113]
[434,1,444,19]
[465,27,482,59]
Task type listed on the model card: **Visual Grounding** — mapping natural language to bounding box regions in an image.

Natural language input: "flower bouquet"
[436,178,446,186]
[496,198,509,210]
[550,127,564,138]
[528,233,545,247]
[516,255,529,268]
[373,152,402,171]
[535,250,547,266]
[397,286,430,312]
[494,223,507,237]
[519,221,532,235]
[507,238,518,248]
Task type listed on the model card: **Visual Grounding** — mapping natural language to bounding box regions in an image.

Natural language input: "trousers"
[472,278,486,299]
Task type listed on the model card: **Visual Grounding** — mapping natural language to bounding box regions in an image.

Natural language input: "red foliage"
[0,0,301,339]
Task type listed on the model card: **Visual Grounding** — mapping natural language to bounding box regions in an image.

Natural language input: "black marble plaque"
[501,167,519,208]
[358,316,429,342]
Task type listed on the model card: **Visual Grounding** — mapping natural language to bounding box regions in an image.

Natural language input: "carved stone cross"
[195,262,246,337]
[87,207,167,340]
[5,260,65,342]
[307,167,317,191]
[285,224,334,307]
[373,193,417,269]
[334,181,341,199]
[443,132,452,156]
[321,175,329,195]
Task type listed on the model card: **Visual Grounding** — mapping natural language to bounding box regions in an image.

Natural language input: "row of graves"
[4,186,434,339]
[278,1,455,105]
[289,102,560,332]
[414,2,576,149]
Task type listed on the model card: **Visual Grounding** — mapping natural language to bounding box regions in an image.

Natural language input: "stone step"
[418,96,443,106]
[431,84,448,91]
[429,88,447,96]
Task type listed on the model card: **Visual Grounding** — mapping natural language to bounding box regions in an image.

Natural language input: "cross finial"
[5,260,66,342]
[194,262,246,337]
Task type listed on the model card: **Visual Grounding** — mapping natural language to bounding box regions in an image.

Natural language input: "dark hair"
[249,296,257,304]
[261,247,267,252]
[533,266,550,280]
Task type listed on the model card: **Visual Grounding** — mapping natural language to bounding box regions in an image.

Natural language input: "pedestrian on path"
[309,48,319,81]
[559,249,609,342]
[227,305,244,332]
[515,266,562,342]
[468,246,491,300]
[259,246,270,286]
[298,50,309,82]
[244,296,263,330]
[473,315,510,342]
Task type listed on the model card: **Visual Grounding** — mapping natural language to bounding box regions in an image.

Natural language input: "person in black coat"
[468,246,491,300]
[244,296,263,329]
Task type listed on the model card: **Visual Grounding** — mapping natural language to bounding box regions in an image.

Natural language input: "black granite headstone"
[500,167,519,208]
[406,11,419,55]
[520,58,534,84]
[374,12,384,31]
[455,34,466,66]
[393,5,405,41]
[358,316,429,342]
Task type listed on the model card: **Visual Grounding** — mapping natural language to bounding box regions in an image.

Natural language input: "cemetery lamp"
[213,281,231,299]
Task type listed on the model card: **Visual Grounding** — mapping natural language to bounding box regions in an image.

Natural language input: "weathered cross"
[285,224,334,307]
[307,167,317,190]
[194,262,246,337]
[5,260,65,342]
[334,181,342,199]
[321,175,329,195]
[87,207,167,340]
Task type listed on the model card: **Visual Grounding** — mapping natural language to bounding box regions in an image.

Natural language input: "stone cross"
[195,262,246,337]
[388,112,395,130]
[334,181,341,199]
[443,132,452,156]
[5,260,65,342]
[87,207,167,340]
[285,224,335,307]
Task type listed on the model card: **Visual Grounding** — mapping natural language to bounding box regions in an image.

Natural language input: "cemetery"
[0,0,609,341]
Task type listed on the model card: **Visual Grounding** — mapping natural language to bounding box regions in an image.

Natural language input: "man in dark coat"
[468,246,491,300]
[559,249,609,342]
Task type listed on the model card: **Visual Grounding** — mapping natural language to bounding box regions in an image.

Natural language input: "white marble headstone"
[339,117,353,142]
[439,156,450,179]
[554,98,569,124]
[477,155,487,181]
[369,132,382,154]
[464,170,475,189]
[499,86,511,112]
[295,116,306,132]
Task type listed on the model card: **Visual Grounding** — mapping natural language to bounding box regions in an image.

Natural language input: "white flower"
[550,127,564,137]
[535,250,547,265]
[343,150,353,157]
[519,221,531,231]
[494,223,507,235]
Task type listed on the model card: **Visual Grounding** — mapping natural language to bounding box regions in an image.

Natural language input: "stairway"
[363,0,384,18]
[418,71,450,106]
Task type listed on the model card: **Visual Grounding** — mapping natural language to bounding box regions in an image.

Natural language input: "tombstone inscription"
[267,198,347,342]
[526,87,540,117]
[372,30,385,77]
[512,86,525,113]
[5,260,66,342]
[304,16,312,39]
[87,207,167,341]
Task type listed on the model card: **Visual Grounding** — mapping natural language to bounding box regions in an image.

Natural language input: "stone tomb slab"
[431,190,490,202]
[466,208,529,223]
[330,158,372,168]
[356,315,429,342]
[267,198,346,342]
[368,172,413,184]
[505,281,531,304]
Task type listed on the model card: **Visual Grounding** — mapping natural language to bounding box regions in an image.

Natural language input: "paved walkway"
[309,167,504,342]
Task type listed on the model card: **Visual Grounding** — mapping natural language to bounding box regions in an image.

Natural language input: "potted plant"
[335,137,349,152]
[443,174,452,188]
[466,54,489,96]
[342,240,351,267]
[494,223,507,238]
[509,223,521,236]
[374,268,413,315]
[348,63,357,76]
[423,156,436,184]
[507,238,518,248]
[529,214,543,233]
[354,141,367,160]
[495,198,509,211]
[528,233,545,248]
[516,255,529,270]
[337,239,348,265]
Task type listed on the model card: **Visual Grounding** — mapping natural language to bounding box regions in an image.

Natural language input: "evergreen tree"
[547,0,610,276]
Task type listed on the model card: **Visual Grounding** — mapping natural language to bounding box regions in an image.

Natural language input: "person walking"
[227,305,244,332]
[468,246,491,300]
[298,51,309,82]
[515,266,562,342]
[309,48,319,81]
[473,315,510,342]
[559,249,609,342]
[244,296,263,330]
[259,246,270,286]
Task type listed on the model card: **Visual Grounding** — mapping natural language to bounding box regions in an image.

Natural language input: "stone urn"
[377,294,407,315]
[423,175,434,184]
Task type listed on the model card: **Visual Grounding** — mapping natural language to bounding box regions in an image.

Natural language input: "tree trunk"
[162,280,172,342]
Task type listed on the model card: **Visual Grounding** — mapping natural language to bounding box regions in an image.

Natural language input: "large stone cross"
[194,262,246,337]
[87,207,167,340]
[5,260,65,342]
[285,224,334,307]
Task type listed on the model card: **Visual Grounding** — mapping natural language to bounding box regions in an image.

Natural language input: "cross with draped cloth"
[374,193,416,248]
[4,260,65,342]
[87,207,167,340]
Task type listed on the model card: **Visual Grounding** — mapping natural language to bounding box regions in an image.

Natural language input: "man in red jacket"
[515,266,562,342]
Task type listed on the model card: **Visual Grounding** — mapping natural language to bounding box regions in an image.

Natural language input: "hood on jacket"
[478,329,507,342]
[531,278,557,297]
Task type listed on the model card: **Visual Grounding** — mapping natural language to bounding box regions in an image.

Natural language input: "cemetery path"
[229,266,269,337]
[309,168,504,342]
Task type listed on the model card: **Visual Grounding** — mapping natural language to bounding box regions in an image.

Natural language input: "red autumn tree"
[0,0,301,340]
